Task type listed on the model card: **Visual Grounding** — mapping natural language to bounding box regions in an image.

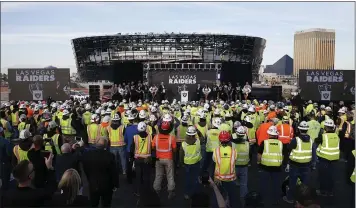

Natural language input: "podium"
[181,91,188,102]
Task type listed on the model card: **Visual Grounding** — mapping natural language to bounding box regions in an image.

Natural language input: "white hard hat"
[19,114,27,121]
[101,110,106,115]
[181,115,189,123]
[186,126,197,136]
[127,113,135,120]
[137,122,147,132]
[200,112,207,119]
[236,126,246,136]
[34,106,39,111]
[85,104,91,110]
[162,114,172,122]
[139,110,147,119]
[263,110,269,114]
[233,121,241,129]
[338,108,345,114]
[204,103,210,110]
[214,108,221,115]
[19,129,32,139]
[269,105,276,110]
[324,119,335,128]
[95,109,101,114]
[242,104,248,109]
[325,106,332,112]
[48,121,58,129]
[320,105,326,109]
[19,104,26,109]
[298,121,309,130]
[244,115,251,123]
[112,114,120,121]
[102,115,111,123]
[248,106,255,113]
[105,109,112,114]
[62,110,70,116]
[267,126,279,136]
[149,114,157,122]
[150,106,157,113]
[90,114,99,122]
[212,117,222,128]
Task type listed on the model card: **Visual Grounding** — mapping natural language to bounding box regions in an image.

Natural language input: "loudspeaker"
[89,85,100,101]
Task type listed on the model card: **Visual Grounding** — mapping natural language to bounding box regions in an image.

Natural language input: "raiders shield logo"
[35,93,41,99]
[32,90,43,100]
[183,92,187,97]
[320,91,331,101]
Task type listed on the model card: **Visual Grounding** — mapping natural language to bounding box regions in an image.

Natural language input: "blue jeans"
[184,162,200,196]
[286,164,311,200]
[259,170,282,203]
[236,166,248,198]
[318,159,335,193]
[212,181,238,208]
[110,146,127,173]
[202,151,214,176]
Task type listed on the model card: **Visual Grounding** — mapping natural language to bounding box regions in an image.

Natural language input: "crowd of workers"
[0,97,355,207]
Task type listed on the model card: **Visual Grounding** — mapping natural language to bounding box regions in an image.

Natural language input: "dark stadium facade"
[72,33,266,82]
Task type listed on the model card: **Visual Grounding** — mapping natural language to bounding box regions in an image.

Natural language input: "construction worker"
[60,110,76,141]
[276,115,294,172]
[12,129,32,165]
[202,117,221,173]
[107,114,126,174]
[348,149,355,207]
[340,111,354,162]
[18,114,31,132]
[0,111,12,139]
[232,126,250,199]
[82,104,92,126]
[212,131,238,208]
[130,122,152,196]
[315,119,340,196]
[267,104,277,121]
[98,115,110,138]
[283,121,312,204]
[180,126,202,200]
[258,125,283,205]
[152,121,177,199]
[87,114,100,146]
[11,104,20,138]
[175,115,190,169]
[43,121,62,155]
[307,111,321,142]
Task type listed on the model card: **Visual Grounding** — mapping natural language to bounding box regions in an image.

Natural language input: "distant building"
[264,55,293,75]
[293,28,335,77]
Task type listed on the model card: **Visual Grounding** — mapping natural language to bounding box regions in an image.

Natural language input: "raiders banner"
[148,70,216,100]
[299,70,355,101]
[8,68,70,101]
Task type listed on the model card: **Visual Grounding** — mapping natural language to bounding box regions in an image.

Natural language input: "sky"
[1,2,354,74]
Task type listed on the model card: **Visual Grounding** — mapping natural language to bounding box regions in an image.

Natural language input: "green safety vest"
[206,129,220,152]
[60,118,76,135]
[316,133,340,161]
[44,134,61,155]
[18,122,30,132]
[261,139,283,167]
[13,145,29,162]
[87,123,99,144]
[232,141,250,166]
[182,139,202,165]
[307,120,321,142]
[247,114,258,139]
[351,150,356,183]
[1,118,12,138]
[195,123,208,138]
[57,111,64,121]
[289,137,313,163]
[82,111,92,125]
[11,112,19,126]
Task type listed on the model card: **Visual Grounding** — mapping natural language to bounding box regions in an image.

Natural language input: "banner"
[8,68,70,101]
[299,70,355,101]
[148,70,216,100]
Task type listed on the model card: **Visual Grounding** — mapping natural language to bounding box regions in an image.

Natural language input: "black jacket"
[55,151,81,181]
[81,148,119,192]
[46,193,90,207]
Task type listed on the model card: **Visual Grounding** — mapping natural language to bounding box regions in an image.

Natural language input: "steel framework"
[72,33,266,81]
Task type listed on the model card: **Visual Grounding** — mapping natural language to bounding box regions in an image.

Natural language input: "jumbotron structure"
[72,33,266,82]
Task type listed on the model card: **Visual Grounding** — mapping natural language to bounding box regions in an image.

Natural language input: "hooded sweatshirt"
[288,134,312,167]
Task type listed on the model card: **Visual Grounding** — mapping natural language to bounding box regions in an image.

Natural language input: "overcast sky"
[1,2,354,74]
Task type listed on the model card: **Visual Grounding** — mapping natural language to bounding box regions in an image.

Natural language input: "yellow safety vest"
[108,126,125,146]
[182,139,202,165]
[316,133,340,161]
[44,134,61,155]
[232,141,250,166]
[176,125,188,142]
[57,111,64,121]
[18,122,30,132]
[261,139,283,167]
[60,118,76,135]
[11,112,19,126]
[351,150,356,183]
[82,111,92,125]
[1,118,12,138]
[206,129,220,152]
[213,145,237,182]
[344,121,352,139]
[13,145,28,162]
[87,123,99,144]
[134,134,152,158]
[289,137,312,163]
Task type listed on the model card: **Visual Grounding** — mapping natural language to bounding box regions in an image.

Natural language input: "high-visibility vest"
[13,145,29,162]
[289,137,312,163]
[44,133,61,155]
[232,141,250,166]
[99,123,109,137]
[277,124,293,144]
[182,139,202,165]
[307,120,321,142]
[57,111,64,121]
[344,121,352,139]
[18,122,30,132]
[146,125,153,135]
[155,135,172,153]
[176,125,188,142]
[107,126,125,146]
[87,123,99,144]
[195,124,208,138]
[261,139,283,167]
[60,118,76,135]
[11,112,19,126]
[82,111,92,125]
[1,118,12,138]
[134,134,152,158]
[316,133,340,161]
[206,129,220,152]
[213,146,237,182]
[351,150,356,183]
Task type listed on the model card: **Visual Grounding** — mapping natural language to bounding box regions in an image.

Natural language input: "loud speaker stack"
[89,85,100,101]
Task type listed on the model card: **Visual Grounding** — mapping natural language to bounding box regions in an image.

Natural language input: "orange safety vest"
[155,135,172,153]
[107,126,125,146]
[277,124,293,144]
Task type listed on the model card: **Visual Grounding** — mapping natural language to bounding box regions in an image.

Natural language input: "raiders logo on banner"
[181,90,188,102]
[32,90,43,100]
